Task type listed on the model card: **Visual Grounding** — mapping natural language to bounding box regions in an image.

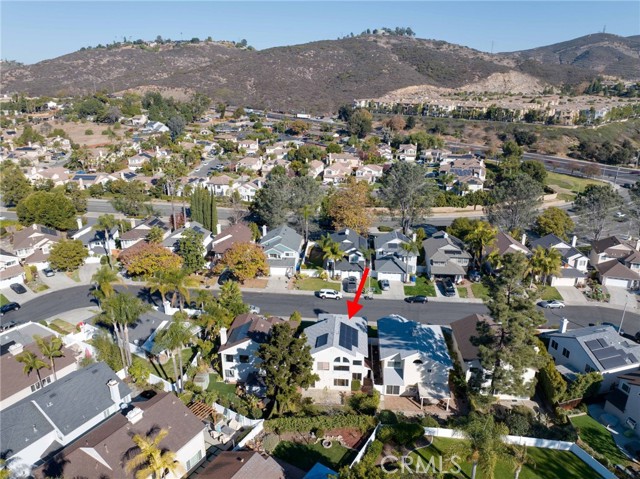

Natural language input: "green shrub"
[129,358,150,384]
[351,380,362,392]
[378,225,394,232]
[377,425,394,444]
[349,391,379,415]
[392,422,424,446]
[263,433,279,453]
[378,410,398,424]
[504,407,533,436]
[85,129,94,135]
[420,415,439,428]
[265,414,375,434]
[314,427,325,438]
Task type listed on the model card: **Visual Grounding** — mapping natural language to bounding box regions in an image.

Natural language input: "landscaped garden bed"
[404,276,436,297]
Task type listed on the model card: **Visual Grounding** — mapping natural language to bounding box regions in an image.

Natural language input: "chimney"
[216,223,222,235]
[636,239,640,252]
[76,217,83,230]
[126,407,144,424]
[261,225,267,237]
[345,228,350,235]
[560,317,569,334]
[521,233,527,246]
[571,235,577,248]
[219,327,228,346]
[412,233,417,242]
[107,379,121,405]
[9,343,24,356]
[129,218,136,228]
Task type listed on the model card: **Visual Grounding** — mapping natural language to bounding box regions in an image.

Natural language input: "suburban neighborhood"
[1,7,640,479]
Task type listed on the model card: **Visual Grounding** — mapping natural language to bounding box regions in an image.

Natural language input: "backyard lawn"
[207,374,238,402]
[273,440,356,472]
[412,437,603,479]
[470,283,489,300]
[0,294,9,306]
[404,276,436,297]
[295,277,341,291]
[571,414,631,467]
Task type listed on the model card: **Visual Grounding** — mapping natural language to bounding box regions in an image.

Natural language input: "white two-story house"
[604,371,640,435]
[304,314,369,391]
[326,228,368,280]
[377,315,453,409]
[219,314,286,395]
[396,144,417,162]
[530,234,589,287]
[373,230,418,282]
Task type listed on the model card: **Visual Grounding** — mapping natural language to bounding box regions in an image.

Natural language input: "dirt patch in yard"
[242,278,268,288]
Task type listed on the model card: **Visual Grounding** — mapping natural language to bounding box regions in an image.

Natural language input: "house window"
[225,355,234,363]
[334,379,349,387]
[239,355,250,364]
[317,362,330,371]
[562,348,570,358]
[626,417,637,429]
[186,450,203,471]
[352,373,362,381]
[225,369,235,378]
[386,385,400,395]
[550,340,558,350]
[353,360,362,366]
[388,360,402,369]
[334,365,350,371]
[622,383,631,393]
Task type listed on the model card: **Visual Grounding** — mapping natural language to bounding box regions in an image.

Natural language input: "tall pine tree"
[190,187,218,233]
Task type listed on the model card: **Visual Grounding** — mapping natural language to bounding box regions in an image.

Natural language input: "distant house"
[377,315,453,408]
[12,224,63,260]
[219,313,286,391]
[604,371,640,435]
[376,143,393,161]
[396,144,417,162]
[450,313,537,399]
[546,325,640,392]
[590,236,640,289]
[162,221,213,253]
[327,228,368,280]
[235,156,263,173]
[118,217,170,250]
[128,114,148,126]
[259,225,304,276]
[530,234,589,287]
[26,166,72,187]
[238,139,259,155]
[305,314,370,391]
[70,172,117,190]
[127,150,154,170]
[262,158,289,176]
[486,231,530,258]
[236,178,264,202]
[322,163,353,184]
[142,121,170,134]
[327,152,361,168]
[34,392,206,479]
[422,231,471,283]
[207,174,236,196]
[439,158,486,195]
[198,451,285,479]
[210,223,254,260]
[373,230,418,282]
[0,362,131,474]
[355,164,384,183]
[308,159,325,178]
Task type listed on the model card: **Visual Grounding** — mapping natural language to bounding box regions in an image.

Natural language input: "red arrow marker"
[346,267,370,319]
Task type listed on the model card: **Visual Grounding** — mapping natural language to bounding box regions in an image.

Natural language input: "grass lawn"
[295,277,341,291]
[457,287,468,298]
[404,276,437,297]
[48,319,76,335]
[29,282,50,293]
[0,294,9,306]
[66,270,81,283]
[539,285,563,301]
[546,172,603,194]
[470,283,489,300]
[558,192,576,202]
[571,414,631,467]
[273,440,356,472]
[412,437,603,479]
[207,375,238,402]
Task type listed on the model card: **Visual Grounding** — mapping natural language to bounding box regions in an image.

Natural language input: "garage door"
[604,277,630,288]
[377,272,403,282]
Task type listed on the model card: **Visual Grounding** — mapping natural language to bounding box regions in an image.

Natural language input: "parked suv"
[346,276,358,293]
[0,302,21,316]
[317,289,343,300]
[443,279,456,297]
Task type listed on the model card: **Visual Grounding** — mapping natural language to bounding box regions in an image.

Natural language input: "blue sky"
[2,1,639,64]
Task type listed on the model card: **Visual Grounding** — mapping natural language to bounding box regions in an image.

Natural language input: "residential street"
[3,284,638,338]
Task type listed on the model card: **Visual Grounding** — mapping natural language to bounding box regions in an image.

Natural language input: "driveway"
[607,286,638,312]
[555,286,589,305]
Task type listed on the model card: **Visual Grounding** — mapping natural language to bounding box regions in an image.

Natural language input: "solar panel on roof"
[585,340,601,351]
[600,356,628,370]
[315,333,328,348]
[42,227,57,235]
[593,347,618,360]
[339,322,358,350]
[597,338,609,348]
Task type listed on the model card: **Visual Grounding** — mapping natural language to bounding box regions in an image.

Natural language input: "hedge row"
[264,414,376,434]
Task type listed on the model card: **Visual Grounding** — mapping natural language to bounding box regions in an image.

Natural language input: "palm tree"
[15,350,49,388]
[91,265,120,304]
[450,413,508,479]
[439,172,456,190]
[540,248,562,285]
[318,235,343,278]
[94,214,118,268]
[101,293,151,371]
[400,238,420,281]
[147,270,173,305]
[149,268,198,310]
[125,428,182,479]
[528,247,547,287]
[34,335,64,382]
[155,314,194,393]
[466,222,497,267]
[511,445,535,479]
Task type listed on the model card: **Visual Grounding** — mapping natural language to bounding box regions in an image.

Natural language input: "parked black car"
[346,276,358,293]
[0,302,21,316]
[9,283,27,294]
[443,279,456,297]
[405,295,428,303]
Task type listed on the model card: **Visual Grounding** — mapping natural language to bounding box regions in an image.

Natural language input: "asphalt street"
[3,285,638,338]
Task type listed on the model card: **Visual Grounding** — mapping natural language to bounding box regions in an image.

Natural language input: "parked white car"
[316,289,343,300]
[539,300,565,309]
